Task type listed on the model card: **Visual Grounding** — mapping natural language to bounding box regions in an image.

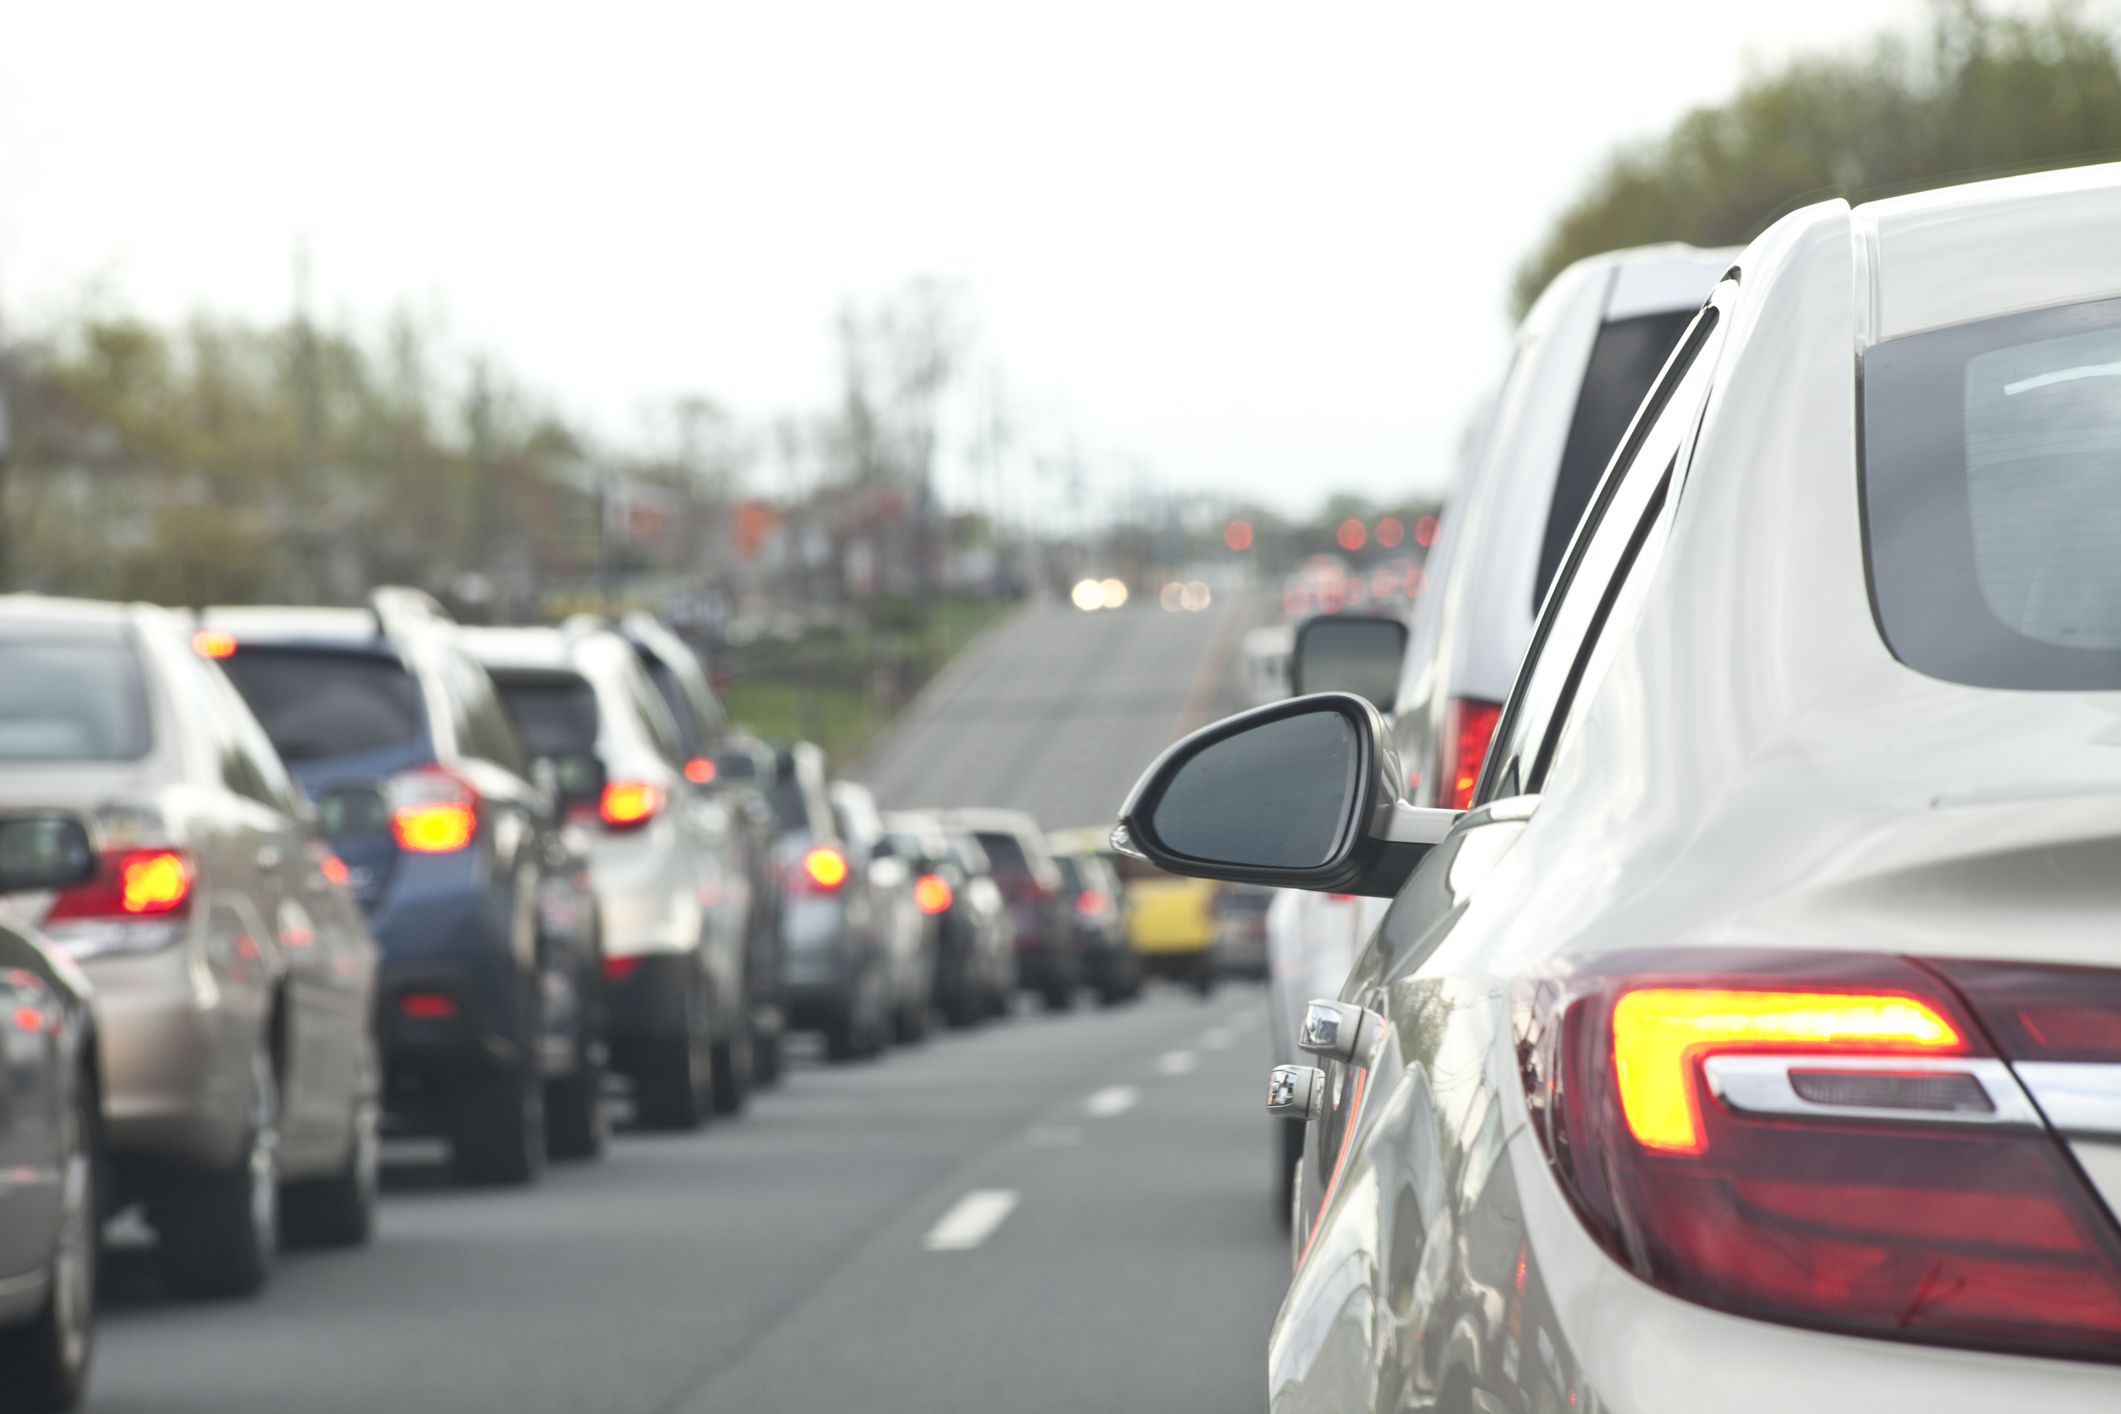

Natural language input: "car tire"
[752,1021,784,1089]
[450,1058,546,1186]
[709,1021,752,1116]
[282,1043,379,1247]
[0,1068,97,1411]
[1192,961,1218,999]
[1040,983,1076,1013]
[894,997,930,1045]
[635,977,713,1130]
[154,1046,278,1301]
[545,1035,607,1161]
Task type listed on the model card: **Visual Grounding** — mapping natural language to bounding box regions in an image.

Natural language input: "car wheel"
[752,1020,784,1089]
[154,1045,278,1300]
[1040,983,1076,1013]
[545,1021,608,1161]
[1192,960,1218,999]
[0,1067,97,1410]
[709,1019,752,1116]
[450,1056,546,1186]
[635,978,713,1130]
[894,997,930,1045]
[283,1041,380,1246]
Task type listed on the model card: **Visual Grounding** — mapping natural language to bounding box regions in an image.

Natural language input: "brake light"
[192,629,238,660]
[389,768,479,853]
[604,956,640,984]
[1612,987,1963,1154]
[1518,949,2121,1363]
[915,874,953,915]
[599,781,664,830]
[1074,889,1111,917]
[48,848,195,921]
[398,992,458,1021]
[684,757,717,785]
[1438,697,1501,811]
[796,846,849,894]
[320,853,351,888]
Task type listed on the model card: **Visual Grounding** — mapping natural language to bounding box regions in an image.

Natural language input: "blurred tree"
[1512,0,2121,315]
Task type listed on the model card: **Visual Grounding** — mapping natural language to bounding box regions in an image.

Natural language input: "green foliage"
[1512,1,2121,316]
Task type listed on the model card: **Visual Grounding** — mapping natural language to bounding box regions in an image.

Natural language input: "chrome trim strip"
[1703,1055,2043,1129]
[2015,1062,2121,1140]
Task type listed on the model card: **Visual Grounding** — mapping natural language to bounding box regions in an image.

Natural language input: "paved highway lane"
[858,594,1258,830]
[89,989,1288,1414]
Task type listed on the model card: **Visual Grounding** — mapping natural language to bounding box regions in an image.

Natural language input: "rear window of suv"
[490,674,601,759]
[974,831,1031,878]
[1864,296,2121,689]
[0,630,150,760]
[1536,308,1696,608]
[220,649,422,761]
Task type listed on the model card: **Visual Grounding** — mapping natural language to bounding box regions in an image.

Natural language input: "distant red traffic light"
[1336,518,1367,552]
[1413,514,1440,548]
[1224,518,1254,552]
[1375,516,1405,549]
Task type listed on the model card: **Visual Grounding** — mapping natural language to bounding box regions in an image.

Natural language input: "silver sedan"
[1118,161,2121,1412]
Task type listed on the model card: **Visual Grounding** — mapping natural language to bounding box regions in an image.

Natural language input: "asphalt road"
[90,988,1287,1414]
[858,592,1258,832]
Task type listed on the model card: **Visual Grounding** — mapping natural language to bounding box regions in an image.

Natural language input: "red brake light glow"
[48,848,195,921]
[1440,697,1502,811]
[801,847,850,893]
[192,629,238,660]
[389,768,480,854]
[915,874,953,915]
[599,781,664,829]
[320,853,352,888]
[603,956,640,984]
[684,757,718,785]
[398,992,458,1021]
[1611,987,1963,1154]
[1074,889,1111,917]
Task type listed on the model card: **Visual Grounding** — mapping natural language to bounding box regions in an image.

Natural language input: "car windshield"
[1864,295,2121,689]
[642,657,707,753]
[1537,308,1696,608]
[219,648,423,762]
[0,630,151,760]
[492,674,602,759]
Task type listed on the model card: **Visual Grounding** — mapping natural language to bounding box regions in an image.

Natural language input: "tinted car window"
[1865,296,2121,688]
[221,649,423,762]
[1536,309,1696,608]
[444,654,527,774]
[974,831,1031,878]
[0,630,151,761]
[768,777,812,831]
[1053,856,1084,892]
[494,676,601,759]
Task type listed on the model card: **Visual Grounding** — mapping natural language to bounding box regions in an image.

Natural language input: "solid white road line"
[1157,1050,1199,1076]
[1084,1085,1141,1118]
[923,1189,1021,1252]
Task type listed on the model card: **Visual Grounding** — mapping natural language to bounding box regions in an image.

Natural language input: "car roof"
[0,594,165,630]
[1859,161,2121,341]
[941,807,1044,837]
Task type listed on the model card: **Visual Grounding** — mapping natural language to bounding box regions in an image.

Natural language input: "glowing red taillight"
[1438,697,1501,811]
[599,781,664,830]
[1518,949,2121,1363]
[1074,890,1112,918]
[389,767,480,854]
[604,956,640,984]
[398,992,458,1021]
[915,874,953,915]
[684,757,717,785]
[47,848,195,921]
[793,846,849,895]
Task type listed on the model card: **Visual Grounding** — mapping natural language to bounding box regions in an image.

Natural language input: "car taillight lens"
[599,781,664,830]
[794,846,849,895]
[389,768,480,854]
[1074,889,1111,917]
[684,757,717,785]
[915,874,953,915]
[1518,949,2121,1362]
[1438,697,1502,811]
[47,848,195,921]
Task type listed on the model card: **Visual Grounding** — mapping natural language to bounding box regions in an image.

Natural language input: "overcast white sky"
[0,0,1968,518]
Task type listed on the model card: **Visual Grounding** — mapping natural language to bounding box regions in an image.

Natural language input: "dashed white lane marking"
[924,1189,1020,1251]
[1157,1050,1199,1076]
[1200,1028,1233,1051]
[1085,1085,1141,1117]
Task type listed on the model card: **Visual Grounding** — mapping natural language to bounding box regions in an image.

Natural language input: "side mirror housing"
[1114,692,1456,898]
[1290,614,1409,711]
[0,815,98,894]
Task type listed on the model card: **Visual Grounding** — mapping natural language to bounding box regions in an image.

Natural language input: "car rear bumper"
[81,947,254,1174]
[369,882,529,1127]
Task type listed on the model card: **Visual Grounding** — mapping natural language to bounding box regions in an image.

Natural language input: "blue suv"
[206,591,606,1185]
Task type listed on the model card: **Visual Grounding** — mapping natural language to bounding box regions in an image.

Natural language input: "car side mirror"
[0,815,98,893]
[1113,693,1456,898]
[541,754,607,814]
[1290,614,1409,711]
